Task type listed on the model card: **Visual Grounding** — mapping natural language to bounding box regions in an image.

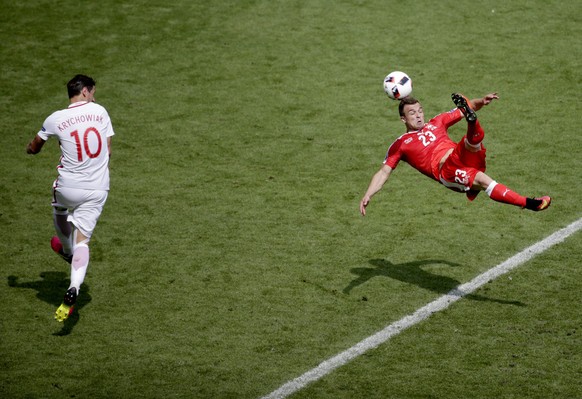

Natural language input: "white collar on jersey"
[68,101,90,108]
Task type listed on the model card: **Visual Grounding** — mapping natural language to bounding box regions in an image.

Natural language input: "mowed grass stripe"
[262,217,582,399]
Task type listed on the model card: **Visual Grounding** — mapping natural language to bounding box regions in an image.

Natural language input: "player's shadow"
[7,272,92,336]
[344,259,525,306]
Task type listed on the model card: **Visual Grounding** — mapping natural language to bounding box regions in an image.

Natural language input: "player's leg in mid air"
[51,206,73,264]
[473,172,551,211]
[440,145,551,211]
[449,93,551,211]
[452,93,484,145]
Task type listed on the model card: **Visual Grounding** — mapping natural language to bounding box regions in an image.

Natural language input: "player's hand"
[359,197,370,216]
[482,93,499,105]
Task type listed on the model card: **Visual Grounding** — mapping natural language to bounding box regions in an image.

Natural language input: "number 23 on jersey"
[417,131,436,147]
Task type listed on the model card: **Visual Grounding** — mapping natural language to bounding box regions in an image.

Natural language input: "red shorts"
[439,136,486,199]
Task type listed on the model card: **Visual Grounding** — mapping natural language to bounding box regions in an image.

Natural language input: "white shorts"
[52,186,108,238]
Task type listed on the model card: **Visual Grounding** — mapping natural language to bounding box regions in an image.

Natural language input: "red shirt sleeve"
[430,108,463,129]
[383,134,405,169]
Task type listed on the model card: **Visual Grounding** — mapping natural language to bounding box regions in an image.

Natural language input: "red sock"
[488,182,527,207]
[467,120,485,146]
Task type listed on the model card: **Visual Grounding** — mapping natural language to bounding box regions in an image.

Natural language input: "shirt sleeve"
[101,108,115,138]
[36,113,58,141]
[430,108,463,129]
[383,136,403,169]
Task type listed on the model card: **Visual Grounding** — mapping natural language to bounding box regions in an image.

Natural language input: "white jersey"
[38,101,114,191]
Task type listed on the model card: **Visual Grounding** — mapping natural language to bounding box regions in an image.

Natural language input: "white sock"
[70,243,89,292]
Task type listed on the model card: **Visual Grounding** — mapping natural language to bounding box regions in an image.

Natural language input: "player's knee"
[473,172,494,190]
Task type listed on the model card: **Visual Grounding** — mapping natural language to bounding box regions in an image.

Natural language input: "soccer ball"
[383,71,412,100]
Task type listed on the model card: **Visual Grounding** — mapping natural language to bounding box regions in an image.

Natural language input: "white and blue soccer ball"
[383,71,413,100]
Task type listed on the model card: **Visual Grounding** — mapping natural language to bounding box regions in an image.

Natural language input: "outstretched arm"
[359,164,393,216]
[26,135,46,155]
[470,93,499,111]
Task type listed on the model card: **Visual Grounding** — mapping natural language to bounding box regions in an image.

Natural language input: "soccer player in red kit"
[359,93,551,216]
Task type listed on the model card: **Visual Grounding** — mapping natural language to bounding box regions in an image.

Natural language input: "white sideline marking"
[261,218,582,399]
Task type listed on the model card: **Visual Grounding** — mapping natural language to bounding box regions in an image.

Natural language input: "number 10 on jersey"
[71,128,103,162]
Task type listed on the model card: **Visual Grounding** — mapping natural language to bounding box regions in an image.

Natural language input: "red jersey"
[383,108,464,181]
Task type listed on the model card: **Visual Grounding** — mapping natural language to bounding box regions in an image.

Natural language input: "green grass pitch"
[1,1,581,398]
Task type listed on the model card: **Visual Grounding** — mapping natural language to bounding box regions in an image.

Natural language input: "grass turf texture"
[1,0,581,398]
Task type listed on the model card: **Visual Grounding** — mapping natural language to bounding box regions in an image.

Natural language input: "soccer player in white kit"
[27,74,114,322]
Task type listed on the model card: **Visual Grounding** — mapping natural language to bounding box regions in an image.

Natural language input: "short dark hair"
[398,97,419,117]
[67,74,96,99]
